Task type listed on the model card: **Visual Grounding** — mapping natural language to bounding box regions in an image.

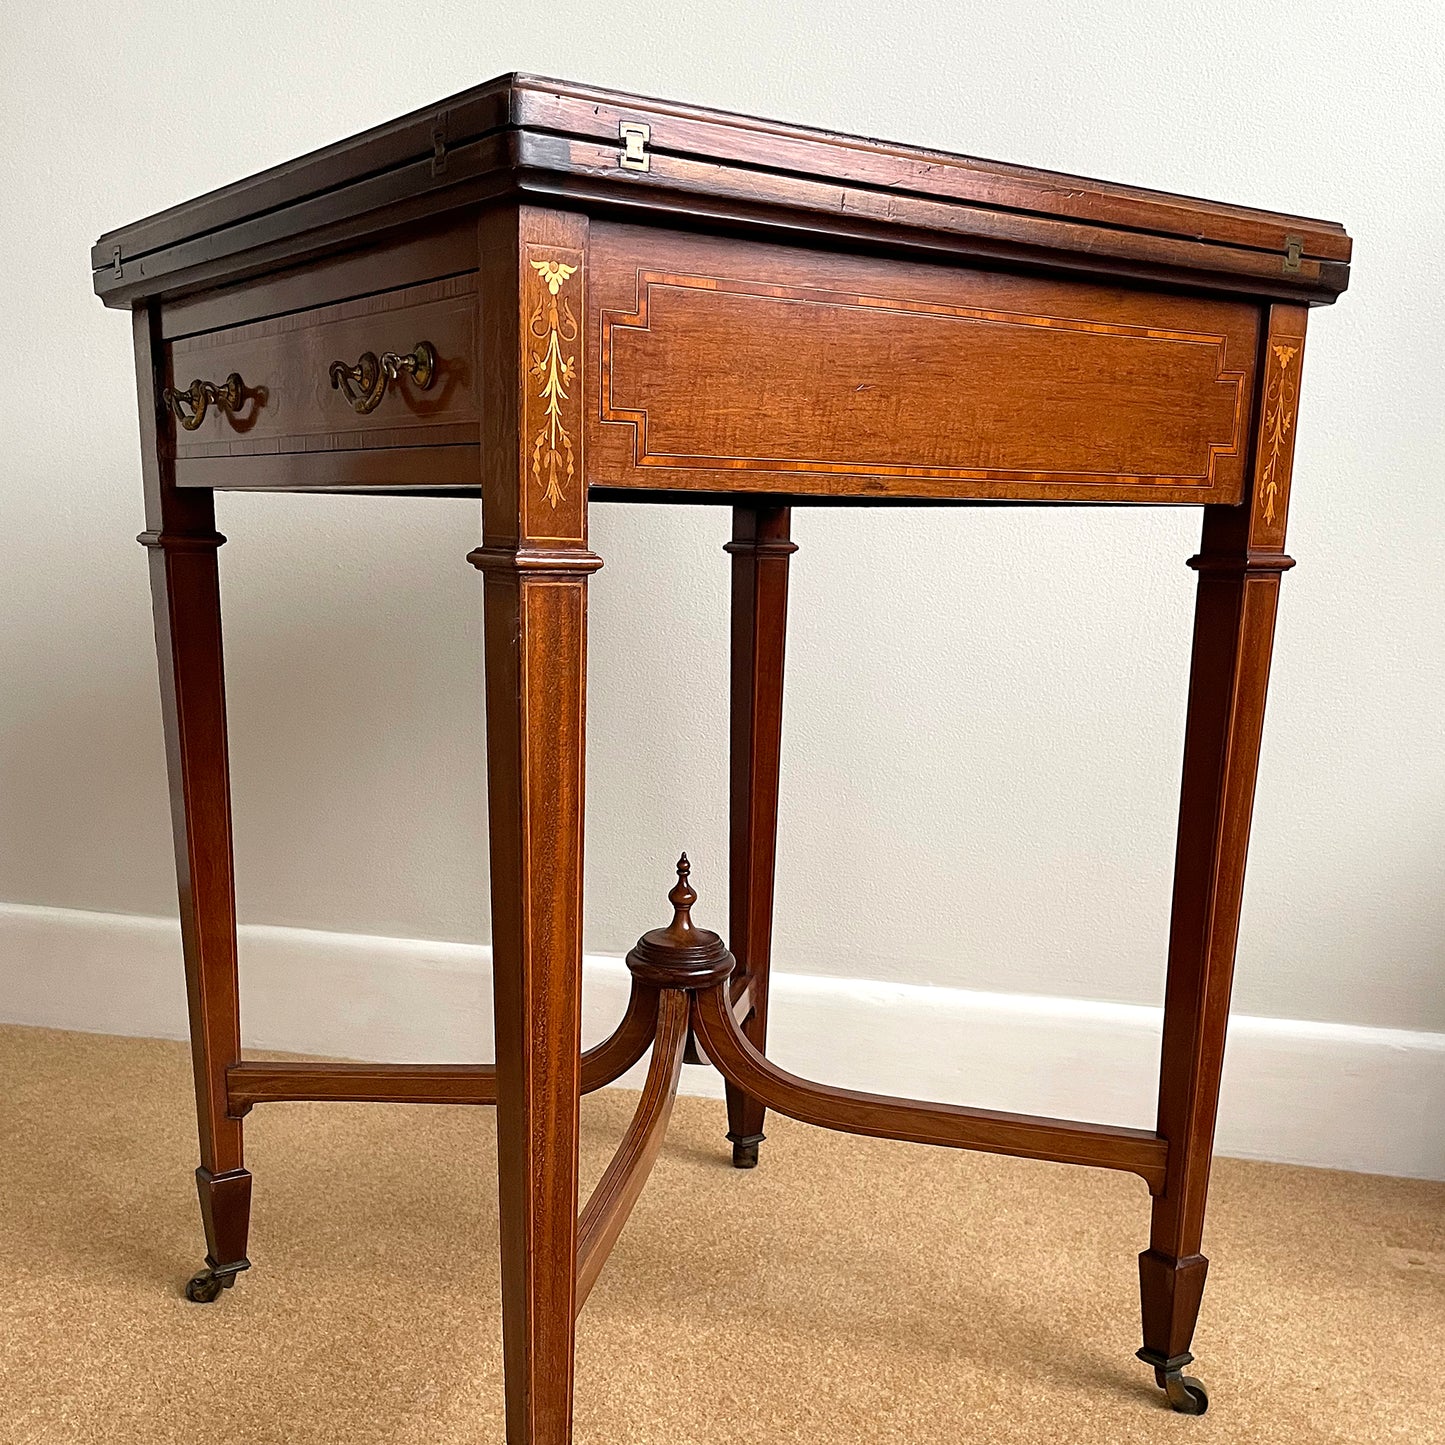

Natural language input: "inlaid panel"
[519,239,586,543]
[1250,312,1308,552]
[590,224,1260,503]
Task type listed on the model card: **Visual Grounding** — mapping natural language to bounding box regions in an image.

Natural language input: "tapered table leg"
[472,205,597,1445]
[724,506,796,1168]
[1141,306,1309,1413]
[132,305,250,1300]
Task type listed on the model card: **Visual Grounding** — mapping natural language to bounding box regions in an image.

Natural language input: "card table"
[93,74,1351,1439]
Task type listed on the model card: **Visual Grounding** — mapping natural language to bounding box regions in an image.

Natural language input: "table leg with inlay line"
[724,503,797,1169]
[472,202,598,1445]
[1140,303,1308,1414]
[133,304,253,1305]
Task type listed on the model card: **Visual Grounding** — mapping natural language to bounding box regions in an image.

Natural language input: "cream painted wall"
[1,0,1442,1036]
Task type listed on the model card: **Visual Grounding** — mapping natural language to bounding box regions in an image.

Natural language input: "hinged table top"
[93,74,1350,309]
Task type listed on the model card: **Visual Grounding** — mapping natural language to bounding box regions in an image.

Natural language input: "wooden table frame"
[99,75,1349,1440]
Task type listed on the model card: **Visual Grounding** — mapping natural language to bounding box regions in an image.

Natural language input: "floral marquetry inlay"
[1259,341,1300,527]
[528,257,580,510]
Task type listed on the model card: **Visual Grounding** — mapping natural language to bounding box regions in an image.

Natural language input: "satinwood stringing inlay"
[600,271,1249,490]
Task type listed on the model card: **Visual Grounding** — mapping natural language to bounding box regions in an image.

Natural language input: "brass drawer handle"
[329,341,436,414]
[162,373,245,430]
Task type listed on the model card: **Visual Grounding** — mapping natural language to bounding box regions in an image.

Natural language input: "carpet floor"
[1,1023,1441,1444]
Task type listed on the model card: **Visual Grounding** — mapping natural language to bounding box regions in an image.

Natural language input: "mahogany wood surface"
[590,223,1259,503]
[224,979,662,1113]
[1138,303,1308,1374]
[173,444,484,494]
[574,988,689,1312]
[92,76,1349,309]
[132,305,252,1283]
[514,81,1350,260]
[167,274,479,460]
[159,219,1267,506]
[470,203,597,1445]
[693,976,1168,1193]
[159,218,477,341]
[724,506,795,1163]
[228,1061,499,1112]
[102,73,1352,1439]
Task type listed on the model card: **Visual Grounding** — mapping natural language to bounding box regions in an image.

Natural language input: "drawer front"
[166,273,478,459]
[590,224,1260,504]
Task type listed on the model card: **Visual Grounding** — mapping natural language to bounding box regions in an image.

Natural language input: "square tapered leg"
[134,306,250,1301]
[723,505,796,1167]
[1143,305,1308,1413]
[473,203,598,1445]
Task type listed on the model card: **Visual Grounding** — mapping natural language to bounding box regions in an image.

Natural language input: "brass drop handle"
[162,373,245,430]
[329,341,436,414]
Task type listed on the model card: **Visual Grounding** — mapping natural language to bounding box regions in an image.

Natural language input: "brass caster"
[183,1262,243,1303]
[184,1270,224,1303]
[1139,1348,1209,1415]
[1157,1367,1209,1415]
[728,1131,764,1169]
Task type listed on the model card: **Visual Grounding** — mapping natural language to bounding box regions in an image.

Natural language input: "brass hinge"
[619,120,651,172]
[1283,235,1303,273]
[431,111,448,178]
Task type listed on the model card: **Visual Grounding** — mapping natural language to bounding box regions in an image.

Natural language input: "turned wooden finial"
[666,854,697,935]
[625,853,734,989]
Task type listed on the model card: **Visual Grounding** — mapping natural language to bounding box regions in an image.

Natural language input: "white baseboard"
[2,901,1441,1180]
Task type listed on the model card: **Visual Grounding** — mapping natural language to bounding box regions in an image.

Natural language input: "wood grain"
[574,988,689,1312]
[160,218,476,341]
[93,75,1350,310]
[692,980,1168,1192]
[724,506,795,1162]
[98,74,1351,1432]
[1141,304,1307,1372]
[167,275,477,459]
[173,445,481,493]
[511,78,1351,263]
[224,980,662,1113]
[590,224,1260,503]
[473,203,598,1445]
[133,303,251,1276]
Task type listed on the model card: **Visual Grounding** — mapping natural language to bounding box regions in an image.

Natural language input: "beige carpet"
[1,1024,1441,1444]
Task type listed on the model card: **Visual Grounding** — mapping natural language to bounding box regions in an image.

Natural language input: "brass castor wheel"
[728,1131,764,1169]
[184,1268,238,1304]
[1157,1368,1209,1415]
[1138,1349,1209,1416]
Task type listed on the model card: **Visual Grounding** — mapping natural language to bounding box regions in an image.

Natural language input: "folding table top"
[92,73,1351,309]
